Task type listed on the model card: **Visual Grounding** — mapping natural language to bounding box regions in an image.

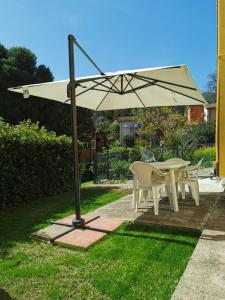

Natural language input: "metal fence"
[93,148,156,181]
[93,151,130,181]
[92,144,216,182]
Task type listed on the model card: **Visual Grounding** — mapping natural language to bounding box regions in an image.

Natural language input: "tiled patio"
[87,189,225,232]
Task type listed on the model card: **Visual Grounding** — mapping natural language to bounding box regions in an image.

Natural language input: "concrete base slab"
[54,228,106,249]
[32,215,123,249]
[84,217,123,232]
[32,224,73,241]
[57,214,96,225]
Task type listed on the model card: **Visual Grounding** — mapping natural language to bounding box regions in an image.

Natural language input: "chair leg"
[188,186,192,196]
[143,190,148,207]
[148,189,153,201]
[132,189,138,209]
[181,183,186,200]
[189,183,199,206]
[139,189,143,203]
[153,187,159,215]
[135,198,138,212]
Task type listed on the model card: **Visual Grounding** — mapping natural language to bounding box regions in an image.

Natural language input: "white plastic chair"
[129,161,169,215]
[176,159,203,206]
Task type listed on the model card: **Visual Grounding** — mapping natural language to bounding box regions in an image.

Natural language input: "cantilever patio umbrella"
[9,34,205,234]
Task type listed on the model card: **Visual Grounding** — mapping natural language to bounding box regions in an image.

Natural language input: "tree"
[136,107,187,147]
[36,64,53,83]
[0,44,53,88]
[203,72,217,103]
[0,42,97,138]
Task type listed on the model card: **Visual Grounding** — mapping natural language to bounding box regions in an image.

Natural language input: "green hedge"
[192,146,216,167]
[0,119,74,209]
[108,146,141,162]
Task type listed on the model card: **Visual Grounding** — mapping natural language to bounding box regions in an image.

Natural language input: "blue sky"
[0,0,216,91]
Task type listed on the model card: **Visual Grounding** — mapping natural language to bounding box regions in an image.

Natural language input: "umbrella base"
[32,214,123,249]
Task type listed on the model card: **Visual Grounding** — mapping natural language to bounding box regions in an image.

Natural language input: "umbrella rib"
[92,79,118,93]
[129,73,197,91]
[91,87,118,94]
[123,74,135,92]
[104,77,121,93]
[155,83,205,104]
[95,76,121,111]
[124,75,145,108]
[123,81,155,94]
[76,77,114,97]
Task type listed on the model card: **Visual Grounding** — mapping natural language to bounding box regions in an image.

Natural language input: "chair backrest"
[193,158,203,179]
[180,158,203,180]
[129,161,165,188]
[196,158,203,169]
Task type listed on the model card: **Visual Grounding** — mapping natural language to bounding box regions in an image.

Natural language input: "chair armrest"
[184,165,199,171]
[152,166,168,177]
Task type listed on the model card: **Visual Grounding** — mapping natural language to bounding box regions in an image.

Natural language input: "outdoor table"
[150,160,190,212]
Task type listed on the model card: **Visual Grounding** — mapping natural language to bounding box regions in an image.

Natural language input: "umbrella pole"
[68,34,85,228]
[52,34,104,232]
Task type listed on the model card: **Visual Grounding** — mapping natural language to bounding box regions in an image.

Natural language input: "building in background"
[204,103,216,122]
[117,116,139,143]
[187,105,204,122]
[187,104,217,123]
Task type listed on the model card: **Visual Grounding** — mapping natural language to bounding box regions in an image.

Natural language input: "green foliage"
[108,120,119,143]
[0,119,74,209]
[80,164,93,182]
[110,160,130,180]
[0,45,53,89]
[0,42,95,138]
[36,64,54,83]
[166,122,215,160]
[95,146,141,181]
[123,134,135,147]
[162,149,176,161]
[108,146,141,162]
[0,187,196,299]
[136,107,187,147]
[193,146,216,167]
[202,72,217,103]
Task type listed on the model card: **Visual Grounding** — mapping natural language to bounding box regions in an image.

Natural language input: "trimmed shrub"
[192,146,216,167]
[123,134,135,147]
[110,160,130,180]
[162,149,177,161]
[0,119,75,209]
[108,146,141,162]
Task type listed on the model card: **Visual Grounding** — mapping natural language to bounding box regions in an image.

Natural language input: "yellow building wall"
[216,0,225,176]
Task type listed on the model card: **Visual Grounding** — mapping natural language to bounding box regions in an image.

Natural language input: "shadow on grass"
[0,187,121,256]
[110,223,200,247]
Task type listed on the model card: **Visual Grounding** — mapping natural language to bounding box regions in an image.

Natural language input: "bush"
[192,146,216,167]
[0,119,75,209]
[162,149,177,161]
[123,134,135,147]
[108,146,141,162]
[93,146,141,181]
[110,160,130,180]
[80,164,93,182]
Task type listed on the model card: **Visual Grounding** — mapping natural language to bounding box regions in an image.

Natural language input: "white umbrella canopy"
[8,64,205,110]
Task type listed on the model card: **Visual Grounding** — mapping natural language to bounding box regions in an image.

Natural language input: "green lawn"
[0,186,199,300]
